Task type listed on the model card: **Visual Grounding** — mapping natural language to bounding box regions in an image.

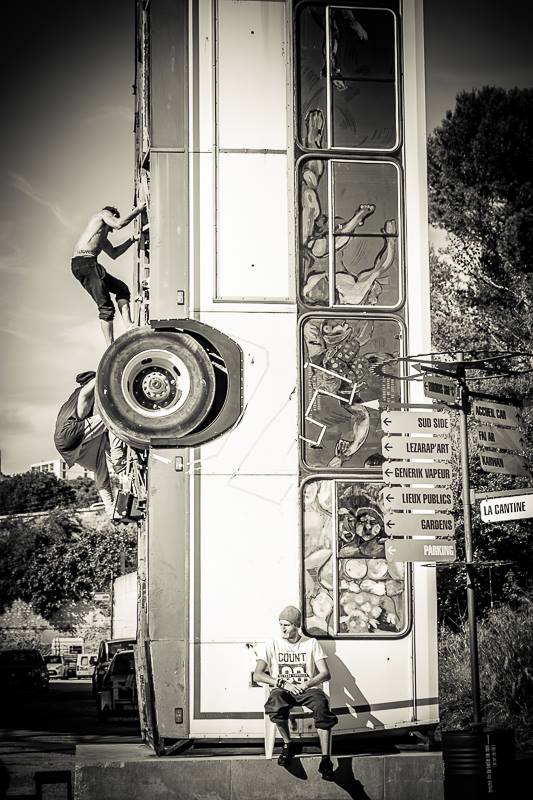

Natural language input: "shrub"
[438,600,533,751]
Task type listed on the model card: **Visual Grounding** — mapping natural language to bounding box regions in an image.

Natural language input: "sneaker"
[277,742,295,766]
[318,755,335,781]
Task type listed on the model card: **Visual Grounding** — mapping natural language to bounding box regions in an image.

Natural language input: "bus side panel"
[198,311,298,476]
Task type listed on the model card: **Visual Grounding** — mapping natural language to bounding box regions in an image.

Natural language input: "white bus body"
[99,0,436,752]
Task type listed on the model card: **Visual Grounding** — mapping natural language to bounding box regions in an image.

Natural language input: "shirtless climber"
[54,371,126,519]
[71,203,145,346]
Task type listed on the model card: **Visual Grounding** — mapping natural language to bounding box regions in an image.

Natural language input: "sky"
[1,0,533,475]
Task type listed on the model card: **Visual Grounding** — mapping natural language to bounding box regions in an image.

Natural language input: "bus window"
[299,158,402,309]
[296,3,399,151]
[303,478,409,637]
[300,315,403,470]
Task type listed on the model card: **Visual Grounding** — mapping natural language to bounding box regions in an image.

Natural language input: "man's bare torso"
[73,214,109,256]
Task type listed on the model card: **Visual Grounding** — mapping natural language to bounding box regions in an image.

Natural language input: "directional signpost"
[382,486,454,511]
[471,399,522,428]
[382,462,453,485]
[480,493,533,523]
[381,435,453,461]
[476,425,525,452]
[479,451,530,477]
[381,409,451,435]
[385,538,456,563]
[385,512,455,537]
[423,376,458,404]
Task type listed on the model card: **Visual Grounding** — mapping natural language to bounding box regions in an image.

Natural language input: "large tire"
[96,328,217,449]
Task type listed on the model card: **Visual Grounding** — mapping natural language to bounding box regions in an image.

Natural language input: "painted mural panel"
[303,480,335,636]
[336,481,407,635]
[296,3,398,151]
[303,479,408,637]
[299,158,401,308]
[301,316,403,469]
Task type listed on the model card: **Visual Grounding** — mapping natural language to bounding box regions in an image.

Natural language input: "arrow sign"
[472,399,522,429]
[381,435,453,462]
[479,451,530,477]
[423,376,457,403]
[381,409,451,435]
[383,462,453,485]
[385,538,456,563]
[480,493,533,523]
[476,425,525,453]
[385,512,455,536]
[382,486,454,511]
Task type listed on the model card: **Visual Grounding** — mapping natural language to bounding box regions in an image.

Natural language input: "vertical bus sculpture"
[96,0,435,754]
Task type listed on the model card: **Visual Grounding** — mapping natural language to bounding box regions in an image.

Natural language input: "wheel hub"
[121,349,191,417]
[141,370,173,401]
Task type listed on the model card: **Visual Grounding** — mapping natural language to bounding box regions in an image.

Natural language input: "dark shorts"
[265,687,338,730]
[71,256,130,321]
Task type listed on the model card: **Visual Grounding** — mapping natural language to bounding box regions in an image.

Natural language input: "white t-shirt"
[257,635,326,686]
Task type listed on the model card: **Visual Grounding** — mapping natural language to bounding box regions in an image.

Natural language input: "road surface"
[0,679,140,798]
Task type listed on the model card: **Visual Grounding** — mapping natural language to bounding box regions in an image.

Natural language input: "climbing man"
[71,202,145,346]
[253,605,338,781]
[54,371,126,519]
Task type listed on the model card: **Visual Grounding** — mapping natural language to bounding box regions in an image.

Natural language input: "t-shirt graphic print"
[258,635,326,686]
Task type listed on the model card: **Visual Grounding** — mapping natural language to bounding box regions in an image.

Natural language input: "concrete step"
[75,743,444,800]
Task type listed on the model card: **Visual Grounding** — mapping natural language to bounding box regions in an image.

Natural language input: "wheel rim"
[120,349,191,418]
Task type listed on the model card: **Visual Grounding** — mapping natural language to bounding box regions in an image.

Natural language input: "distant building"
[30,458,94,481]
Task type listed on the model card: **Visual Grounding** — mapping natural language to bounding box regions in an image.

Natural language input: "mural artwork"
[303,479,407,637]
[299,111,401,308]
[301,316,402,469]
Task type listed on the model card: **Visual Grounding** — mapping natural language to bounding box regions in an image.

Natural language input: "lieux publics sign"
[480,493,533,522]
[381,409,451,435]
[385,539,456,563]
[382,487,454,511]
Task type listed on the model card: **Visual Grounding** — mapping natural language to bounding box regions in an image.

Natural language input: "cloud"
[0,326,37,344]
[7,172,75,230]
[83,106,134,125]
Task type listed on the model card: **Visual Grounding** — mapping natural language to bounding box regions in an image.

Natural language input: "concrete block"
[231,754,385,800]
[76,745,231,800]
[384,753,444,800]
[75,744,444,800]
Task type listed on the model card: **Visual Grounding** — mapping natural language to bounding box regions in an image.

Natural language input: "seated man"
[54,371,126,518]
[253,605,337,781]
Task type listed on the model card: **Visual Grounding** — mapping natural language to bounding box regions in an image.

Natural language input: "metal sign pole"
[457,360,483,727]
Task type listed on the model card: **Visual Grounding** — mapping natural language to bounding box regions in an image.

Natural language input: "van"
[76,653,97,679]
[91,638,135,696]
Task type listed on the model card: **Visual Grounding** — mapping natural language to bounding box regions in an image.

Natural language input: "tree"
[428,87,533,625]
[428,87,533,353]
[428,86,533,274]
[0,510,137,618]
[0,471,76,514]
[69,476,100,508]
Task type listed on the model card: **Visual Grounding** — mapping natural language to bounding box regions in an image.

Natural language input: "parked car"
[76,653,97,679]
[64,655,78,678]
[44,654,69,679]
[91,638,135,696]
[0,649,49,692]
[96,649,138,720]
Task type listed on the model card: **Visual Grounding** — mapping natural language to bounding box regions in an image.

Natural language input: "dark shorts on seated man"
[71,255,130,322]
[265,686,338,729]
